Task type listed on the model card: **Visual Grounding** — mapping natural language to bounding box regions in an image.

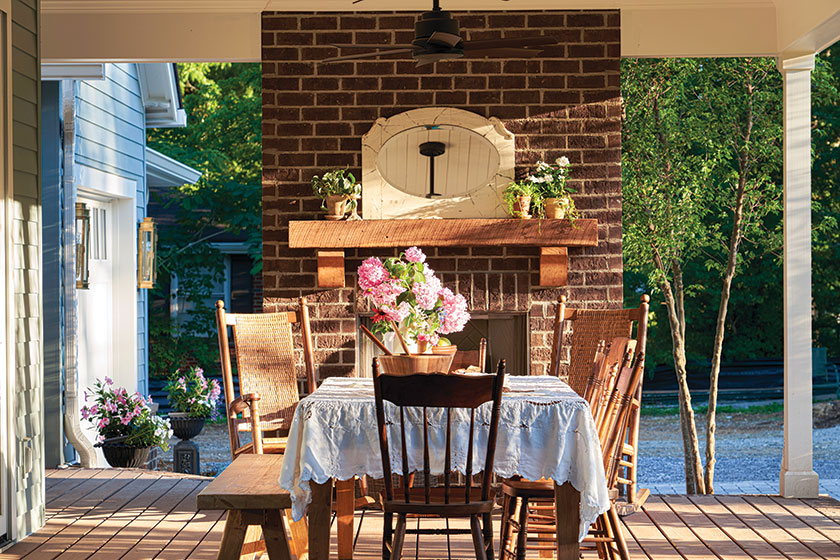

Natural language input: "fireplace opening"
[357,313,529,376]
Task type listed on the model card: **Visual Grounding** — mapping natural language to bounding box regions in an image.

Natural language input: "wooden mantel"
[288,218,598,288]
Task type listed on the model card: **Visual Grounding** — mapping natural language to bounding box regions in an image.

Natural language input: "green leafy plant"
[311,168,361,209]
[502,180,541,218]
[81,378,172,449]
[164,366,222,419]
[528,157,578,220]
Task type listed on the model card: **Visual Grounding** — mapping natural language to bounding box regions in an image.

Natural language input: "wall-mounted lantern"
[75,202,90,290]
[137,217,157,289]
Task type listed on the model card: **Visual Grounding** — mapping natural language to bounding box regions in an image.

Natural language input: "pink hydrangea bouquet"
[358,246,470,350]
[164,366,222,419]
[81,377,171,449]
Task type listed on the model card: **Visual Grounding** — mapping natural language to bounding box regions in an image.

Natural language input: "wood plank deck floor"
[1,469,839,559]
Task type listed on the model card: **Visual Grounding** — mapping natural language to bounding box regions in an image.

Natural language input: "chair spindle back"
[373,359,506,506]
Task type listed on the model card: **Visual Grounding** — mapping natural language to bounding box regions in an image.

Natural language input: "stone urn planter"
[168,412,206,474]
[99,443,151,468]
[544,197,572,219]
[168,412,206,440]
[324,194,348,220]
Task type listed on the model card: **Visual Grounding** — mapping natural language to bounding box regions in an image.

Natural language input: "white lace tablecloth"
[278,375,610,541]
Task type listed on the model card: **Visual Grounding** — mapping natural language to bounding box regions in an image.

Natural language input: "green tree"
[146,63,262,376]
[622,58,783,493]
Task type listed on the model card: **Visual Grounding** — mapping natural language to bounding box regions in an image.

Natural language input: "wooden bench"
[196,454,308,560]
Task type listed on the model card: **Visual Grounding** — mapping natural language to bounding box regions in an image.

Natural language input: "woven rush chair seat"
[500,337,646,560]
[215,298,316,458]
[550,295,650,510]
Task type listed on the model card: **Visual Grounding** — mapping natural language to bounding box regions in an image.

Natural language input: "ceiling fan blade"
[329,44,415,50]
[426,31,462,47]
[320,48,413,63]
[463,36,558,51]
[464,48,545,58]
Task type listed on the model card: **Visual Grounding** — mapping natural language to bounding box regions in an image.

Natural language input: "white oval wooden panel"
[376,124,500,198]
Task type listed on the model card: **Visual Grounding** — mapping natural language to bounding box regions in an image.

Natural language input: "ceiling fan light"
[413,8,461,49]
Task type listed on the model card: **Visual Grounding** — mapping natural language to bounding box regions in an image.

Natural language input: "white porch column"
[778,53,819,499]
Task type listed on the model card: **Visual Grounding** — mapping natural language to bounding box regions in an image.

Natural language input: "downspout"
[60,80,95,466]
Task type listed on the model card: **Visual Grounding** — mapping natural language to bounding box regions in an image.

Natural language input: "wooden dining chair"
[549,294,650,509]
[450,337,488,372]
[500,341,645,560]
[373,358,506,560]
[215,298,316,458]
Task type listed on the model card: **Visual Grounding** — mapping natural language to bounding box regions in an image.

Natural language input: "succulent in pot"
[527,156,577,220]
[503,180,541,219]
[81,377,171,468]
[311,168,361,220]
[164,366,221,440]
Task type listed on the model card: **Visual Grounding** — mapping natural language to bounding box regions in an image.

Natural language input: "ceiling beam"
[41,12,261,62]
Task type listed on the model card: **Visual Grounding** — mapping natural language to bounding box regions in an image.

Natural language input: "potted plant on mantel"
[528,156,578,220]
[311,168,362,220]
[358,246,471,374]
[82,377,172,468]
[503,180,541,219]
[164,366,222,440]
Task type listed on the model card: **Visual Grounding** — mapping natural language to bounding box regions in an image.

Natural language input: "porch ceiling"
[40,0,840,62]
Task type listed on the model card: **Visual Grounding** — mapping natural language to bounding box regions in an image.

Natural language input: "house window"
[170,246,255,334]
[90,207,107,261]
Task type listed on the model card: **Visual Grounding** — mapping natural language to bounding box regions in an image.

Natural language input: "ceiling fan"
[322,0,558,65]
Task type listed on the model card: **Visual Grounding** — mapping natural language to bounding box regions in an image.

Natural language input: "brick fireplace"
[261,10,623,380]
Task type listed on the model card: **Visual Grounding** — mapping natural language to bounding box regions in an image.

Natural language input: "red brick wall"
[261,10,622,379]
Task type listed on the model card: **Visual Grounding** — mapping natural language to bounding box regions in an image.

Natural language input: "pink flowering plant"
[164,366,222,419]
[358,247,470,347]
[81,377,171,449]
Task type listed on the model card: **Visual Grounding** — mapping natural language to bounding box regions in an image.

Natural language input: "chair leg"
[607,505,631,560]
[482,511,495,560]
[500,494,517,560]
[597,514,614,560]
[383,512,393,560]
[515,497,529,560]
[391,514,407,560]
[471,515,488,560]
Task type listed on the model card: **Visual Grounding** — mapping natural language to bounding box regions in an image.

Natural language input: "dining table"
[278,375,611,560]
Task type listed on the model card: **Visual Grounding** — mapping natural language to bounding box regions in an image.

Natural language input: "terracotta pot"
[544,197,571,219]
[100,444,151,468]
[377,354,454,376]
[324,194,348,220]
[512,195,532,219]
[168,413,206,440]
[416,340,429,354]
[431,344,458,356]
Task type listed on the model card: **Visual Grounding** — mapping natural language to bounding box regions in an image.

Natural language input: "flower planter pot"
[100,444,151,468]
[512,196,532,219]
[544,197,571,219]
[378,354,454,376]
[168,413,206,440]
[324,195,348,221]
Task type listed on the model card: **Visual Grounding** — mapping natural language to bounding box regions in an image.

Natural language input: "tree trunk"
[704,105,753,493]
[653,252,706,494]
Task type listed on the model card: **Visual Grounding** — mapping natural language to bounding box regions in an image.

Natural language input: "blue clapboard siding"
[12,0,43,538]
[74,63,149,394]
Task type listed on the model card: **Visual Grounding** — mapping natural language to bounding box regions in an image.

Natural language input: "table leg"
[263,509,293,560]
[309,479,333,560]
[336,478,356,560]
[554,482,581,560]
[217,510,248,560]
